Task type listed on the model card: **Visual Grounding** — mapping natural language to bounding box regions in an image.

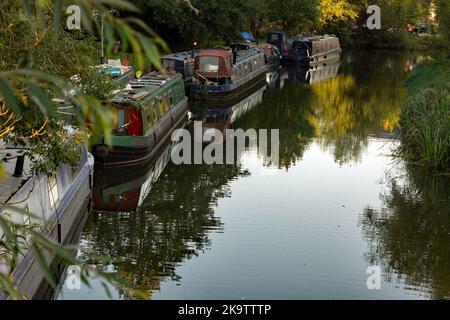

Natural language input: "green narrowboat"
[92,72,188,166]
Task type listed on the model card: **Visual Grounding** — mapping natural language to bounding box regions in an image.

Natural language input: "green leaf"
[0,273,20,300]
[0,215,15,242]
[0,77,21,115]
[101,281,112,299]
[52,0,62,33]
[30,243,56,289]
[35,0,47,30]
[30,230,78,265]
[1,205,45,222]
[27,82,56,117]
[13,69,66,87]
[98,0,140,12]
[139,36,162,70]
[21,0,36,33]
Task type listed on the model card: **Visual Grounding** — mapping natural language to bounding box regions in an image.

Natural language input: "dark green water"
[58,50,450,300]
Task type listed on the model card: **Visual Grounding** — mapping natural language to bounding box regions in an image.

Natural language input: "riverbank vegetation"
[130,0,450,50]
[398,56,450,172]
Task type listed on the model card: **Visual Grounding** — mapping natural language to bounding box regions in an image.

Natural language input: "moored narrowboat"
[161,50,199,87]
[0,134,94,299]
[267,31,289,58]
[91,72,188,166]
[256,43,281,70]
[97,58,134,85]
[190,47,267,102]
[286,35,341,65]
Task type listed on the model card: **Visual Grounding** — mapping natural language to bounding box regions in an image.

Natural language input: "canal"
[57,50,450,300]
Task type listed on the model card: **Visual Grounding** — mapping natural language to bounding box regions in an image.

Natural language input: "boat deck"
[114,73,177,103]
[162,50,199,61]
[0,146,32,204]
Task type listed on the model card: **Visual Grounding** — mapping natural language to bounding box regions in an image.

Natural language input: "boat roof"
[197,48,262,62]
[293,34,338,43]
[198,49,232,59]
[112,72,181,104]
[235,47,263,62]
[161,50,199,61]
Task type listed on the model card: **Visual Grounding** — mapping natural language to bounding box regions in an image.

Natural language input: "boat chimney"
[232,48,237,65]
[13,154,25,177]
[192,41,198,58]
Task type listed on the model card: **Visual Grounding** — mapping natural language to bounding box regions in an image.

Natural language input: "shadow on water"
[360,165,450,299]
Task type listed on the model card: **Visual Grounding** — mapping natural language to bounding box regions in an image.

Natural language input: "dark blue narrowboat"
[267,31,289,58]
[161,50,199,85]
[286,35,341,66]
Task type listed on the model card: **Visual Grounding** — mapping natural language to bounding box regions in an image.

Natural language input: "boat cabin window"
[146,110,152,126]
[48,175,59,210]
[199,56,220,72]
[238,65,243,78]
[115,108,126,134]
[164,93,171,109]
[162,59,176,71]
[270,33,280,42]
[158,98,165,114]
[111,106,127,135]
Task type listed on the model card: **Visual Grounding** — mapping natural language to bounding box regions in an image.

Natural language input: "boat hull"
[189,69,267,103]
[3,154,93,300]
[92,98,189,166]
[285,50,341,66]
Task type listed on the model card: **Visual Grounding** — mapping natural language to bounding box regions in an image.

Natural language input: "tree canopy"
[126,0,448,50]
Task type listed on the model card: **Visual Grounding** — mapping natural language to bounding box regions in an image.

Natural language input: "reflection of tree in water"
[79,161,248,298]
[360,165,450,299]
[309,74,369,165]
[237,51,418,168]
[236,81,316,169]
[310,51,413,165]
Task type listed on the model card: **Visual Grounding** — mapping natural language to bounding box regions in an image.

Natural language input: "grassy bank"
[398,56,450,172]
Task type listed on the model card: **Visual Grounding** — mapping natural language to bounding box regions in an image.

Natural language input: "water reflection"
[237,50,417,168]
[286,61,340,85]
[360,165,450,299]
[189,83,266,143]
[57,50,441,300]
[77,159,247,298]
[92,140,175,212]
